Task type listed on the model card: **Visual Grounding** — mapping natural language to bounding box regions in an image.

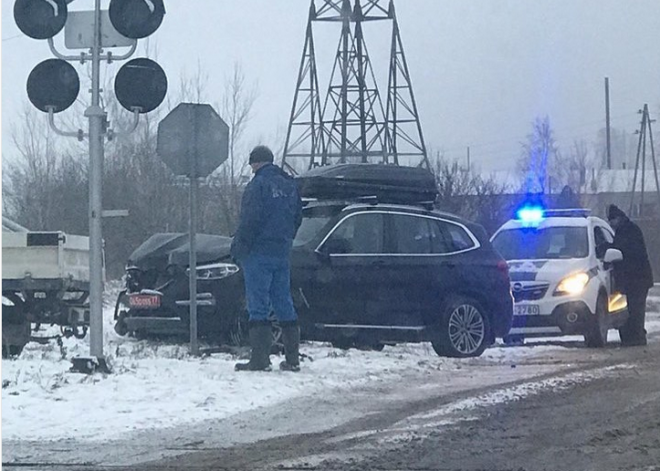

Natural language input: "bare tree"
[177,59,209,105]
[517,116,559,194]
[202,63,258,234]
[223,62,258,185]
[432,153,510,234]
[434,154,475,215]
[2,106,86,231]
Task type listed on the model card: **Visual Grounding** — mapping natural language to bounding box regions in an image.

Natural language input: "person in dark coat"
[555,185,580,209]
[231,145,303,371]
[607,204,654,346]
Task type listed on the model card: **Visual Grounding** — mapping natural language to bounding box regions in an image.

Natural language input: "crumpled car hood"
[127,233,233,271]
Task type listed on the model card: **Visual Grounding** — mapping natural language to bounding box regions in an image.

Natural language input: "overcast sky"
[2,0,660,172]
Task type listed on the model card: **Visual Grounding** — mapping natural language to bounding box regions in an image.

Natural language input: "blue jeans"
[241,253,298,323]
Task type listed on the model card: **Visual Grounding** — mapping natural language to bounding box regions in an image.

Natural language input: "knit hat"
[249,145,274,164]
[607,204,626,221]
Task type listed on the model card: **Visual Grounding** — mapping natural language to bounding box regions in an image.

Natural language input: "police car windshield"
[492,226,589,260]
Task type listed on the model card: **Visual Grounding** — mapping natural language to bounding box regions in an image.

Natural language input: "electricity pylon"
[282,0,429,173]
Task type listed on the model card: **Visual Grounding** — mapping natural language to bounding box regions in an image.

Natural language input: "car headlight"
[554,272,590,296]
[187,262,240,280]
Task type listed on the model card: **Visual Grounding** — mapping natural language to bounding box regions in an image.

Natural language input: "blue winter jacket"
[230,163,303,261]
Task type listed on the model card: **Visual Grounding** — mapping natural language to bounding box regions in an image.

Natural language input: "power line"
[2,34,24,42]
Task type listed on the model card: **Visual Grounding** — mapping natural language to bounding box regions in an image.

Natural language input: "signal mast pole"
[86,0,106,363]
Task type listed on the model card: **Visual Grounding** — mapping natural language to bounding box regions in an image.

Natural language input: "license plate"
[514,304,540,316]
[128,294,161,308]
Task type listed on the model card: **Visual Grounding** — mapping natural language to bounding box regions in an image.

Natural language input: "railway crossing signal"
[13,0,168,372]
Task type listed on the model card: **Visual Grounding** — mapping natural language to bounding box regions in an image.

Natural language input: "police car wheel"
[432,296,490,358]
[584,295,608,348]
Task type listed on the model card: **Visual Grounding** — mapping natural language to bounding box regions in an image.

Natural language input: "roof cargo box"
[296,164,438,204]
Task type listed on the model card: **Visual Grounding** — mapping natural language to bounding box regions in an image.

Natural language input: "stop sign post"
[157,103,229,355]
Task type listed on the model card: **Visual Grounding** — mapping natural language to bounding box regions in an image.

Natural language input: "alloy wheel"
[447,303,486,355]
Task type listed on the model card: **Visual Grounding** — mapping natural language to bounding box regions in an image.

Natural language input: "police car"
[490,207,628,347]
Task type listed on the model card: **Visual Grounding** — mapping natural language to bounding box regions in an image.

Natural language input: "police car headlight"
[554,272,590,296]
[187,262,240,280]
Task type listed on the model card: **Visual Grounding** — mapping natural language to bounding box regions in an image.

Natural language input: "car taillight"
[496,260,510,279]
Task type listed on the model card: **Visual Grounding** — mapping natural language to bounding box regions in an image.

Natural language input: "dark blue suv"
[114,165,513,357]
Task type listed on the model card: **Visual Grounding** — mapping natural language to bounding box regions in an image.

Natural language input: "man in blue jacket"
[231,145,303,371]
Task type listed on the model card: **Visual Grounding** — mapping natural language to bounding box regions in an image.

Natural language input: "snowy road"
[2,288,659,469]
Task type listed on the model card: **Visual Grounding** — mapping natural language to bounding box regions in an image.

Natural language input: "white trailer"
[2,220,93,357]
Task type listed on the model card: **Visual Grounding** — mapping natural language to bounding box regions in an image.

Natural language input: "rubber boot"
[235,322,272,371]
[279,321,301,372]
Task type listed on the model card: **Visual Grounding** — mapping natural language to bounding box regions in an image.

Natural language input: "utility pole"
[605,77,612,169]
[630,104,660,217]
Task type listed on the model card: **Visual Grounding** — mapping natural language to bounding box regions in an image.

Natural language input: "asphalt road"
[311,341,660,471]
[117,336,660,471]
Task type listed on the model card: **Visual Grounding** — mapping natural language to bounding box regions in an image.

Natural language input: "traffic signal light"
[109,0,165,39]
[14,0,68,40]
[109,0,168,112]
[27,59,80,113]
[15,0,168,115]
[114,58,168,113]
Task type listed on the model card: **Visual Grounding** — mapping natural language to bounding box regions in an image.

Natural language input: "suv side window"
[438,220,476,252]
[391,214,434,254]
[321,212,384,254]
[390,214,476,255]
[594,226,614,259]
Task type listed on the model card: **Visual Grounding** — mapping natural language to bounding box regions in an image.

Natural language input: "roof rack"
[544,208,591,218]
[303,195,436,211]
[302,195,379,206]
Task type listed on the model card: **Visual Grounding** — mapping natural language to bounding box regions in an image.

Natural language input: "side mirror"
[604,248,623,264]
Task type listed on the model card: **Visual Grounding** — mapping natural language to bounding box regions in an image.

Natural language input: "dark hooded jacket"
[230,163,302,261]
[612,215,654,292]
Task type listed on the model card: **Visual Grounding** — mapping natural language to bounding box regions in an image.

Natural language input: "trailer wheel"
[2,293,30,359]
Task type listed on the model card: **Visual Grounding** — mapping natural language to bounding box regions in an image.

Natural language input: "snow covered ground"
[3,287,660,444]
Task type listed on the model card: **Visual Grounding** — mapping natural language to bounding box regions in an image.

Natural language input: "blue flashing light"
[516,206,545,225]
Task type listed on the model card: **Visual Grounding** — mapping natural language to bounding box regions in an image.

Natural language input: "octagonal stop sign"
[157,103,229,178]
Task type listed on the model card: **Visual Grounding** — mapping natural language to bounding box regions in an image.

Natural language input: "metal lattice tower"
[282,0,429,173]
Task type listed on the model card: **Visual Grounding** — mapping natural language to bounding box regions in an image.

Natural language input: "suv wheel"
[432,296,490,358]
[584,295,608,348]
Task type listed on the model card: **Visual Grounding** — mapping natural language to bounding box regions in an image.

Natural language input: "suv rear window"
[492,226,589,260]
